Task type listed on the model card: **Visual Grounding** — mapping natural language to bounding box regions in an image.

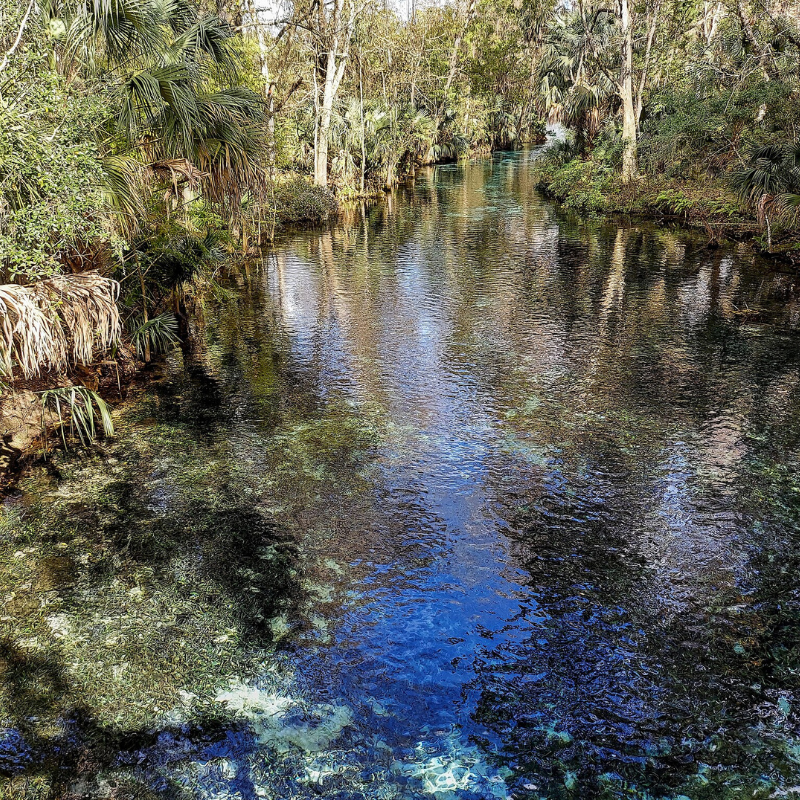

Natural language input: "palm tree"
[0,0,267,378]
[61,0,269,230]
[538,8,617,152]
[733,143,800,251]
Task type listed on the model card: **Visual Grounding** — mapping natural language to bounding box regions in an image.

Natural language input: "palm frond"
[173,16,236,72]
[130,312,180,359]
[67,0,164,61]
[40,385,113,450]
[102,153,148,227]
[0,274,120,378]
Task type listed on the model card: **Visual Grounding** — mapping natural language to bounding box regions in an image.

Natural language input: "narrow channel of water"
[2,149,800,799]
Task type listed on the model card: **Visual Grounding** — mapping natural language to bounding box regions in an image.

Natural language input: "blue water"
[3,149,800,799]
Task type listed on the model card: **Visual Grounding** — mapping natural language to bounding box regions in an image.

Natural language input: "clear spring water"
[2,149,800,799]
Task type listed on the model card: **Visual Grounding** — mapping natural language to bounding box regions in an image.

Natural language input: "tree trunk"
[312,0,354,187]
[436,0,474,128]
[268,83,276,180]
[137,259,150,363]
[359,59,366,195]
[635,0,660,128]
[315,47,338,186]
[620,0,638,182]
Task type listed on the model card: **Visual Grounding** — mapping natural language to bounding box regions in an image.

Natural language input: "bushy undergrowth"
[640,82,800,179]
[537,140,751,225]
[541,156,613,213]
[271,178,338,225]
[0,58,120,281]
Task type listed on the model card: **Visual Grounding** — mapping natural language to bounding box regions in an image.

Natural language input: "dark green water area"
[3,150,800,800]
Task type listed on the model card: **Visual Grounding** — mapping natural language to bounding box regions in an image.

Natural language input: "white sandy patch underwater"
[145,674,514,800]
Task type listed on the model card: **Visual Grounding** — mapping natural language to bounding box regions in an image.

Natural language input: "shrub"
[0,58,119,282]
[546,159,612,213]
[271,179,338,224]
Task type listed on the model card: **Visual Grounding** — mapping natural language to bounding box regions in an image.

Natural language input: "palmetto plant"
[327,100,439,190]
[130,312,180,360]
[40,385,114,450]
[57,0,269,230]
[539,9,618,150]
[733,143,800,250]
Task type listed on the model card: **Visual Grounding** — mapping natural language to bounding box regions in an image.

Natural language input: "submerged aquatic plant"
[130,312,181,360]
[39,385,114,450]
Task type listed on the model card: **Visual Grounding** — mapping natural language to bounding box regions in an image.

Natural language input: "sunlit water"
[3,150,800,800]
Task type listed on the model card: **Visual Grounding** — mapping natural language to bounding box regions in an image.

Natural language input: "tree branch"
[0,0,36,75]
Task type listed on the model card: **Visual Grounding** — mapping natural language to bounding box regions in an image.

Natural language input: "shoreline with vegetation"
[2,0,800,477]
[533,150,800,263]
[0,0,544,477]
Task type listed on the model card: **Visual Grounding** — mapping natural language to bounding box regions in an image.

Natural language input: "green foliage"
[640,83,800,179]
[0,57,120,281]
[732,143,800,204]
[39,385,114,450]
[542,156,612,213]
[0,0,268,286]
[654,189,694,215]
[130,313,181,360]
[706,198,745,218]
[272,179,338,224]
[137,227,227,291]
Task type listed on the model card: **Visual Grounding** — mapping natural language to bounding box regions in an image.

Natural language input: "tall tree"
[291,0,361,186]
[619,0,638,180]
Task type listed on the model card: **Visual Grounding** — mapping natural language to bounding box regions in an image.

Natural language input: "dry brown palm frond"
[149,158,210,191]
[0,286,66,378]
[0,273,121,379]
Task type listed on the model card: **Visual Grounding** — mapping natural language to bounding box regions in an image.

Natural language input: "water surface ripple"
[2,149,800,799]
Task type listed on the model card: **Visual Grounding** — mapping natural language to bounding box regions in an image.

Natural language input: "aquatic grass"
[0,501,285,734]
[39,385,114,451]
[0,398,341,741]
[0,370,389,800]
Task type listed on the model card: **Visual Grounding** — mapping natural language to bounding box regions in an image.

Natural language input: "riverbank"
[0,347,152,492]
[533,156,800,265]
[0,177,342,489]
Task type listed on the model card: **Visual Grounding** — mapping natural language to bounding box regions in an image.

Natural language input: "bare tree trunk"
[620,0,638,182]
[315,45,338,186]
[137,259,151,363]
[268,82,276,180]
[247,1,279,178]
[0,0,35,76]
[435,0,474,128]
[313,0,357,187]
[359,58,366,195]
[635,0,660,128]
[701,0,724,44]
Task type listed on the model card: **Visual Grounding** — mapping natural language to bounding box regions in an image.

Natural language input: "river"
[2,149,800,799]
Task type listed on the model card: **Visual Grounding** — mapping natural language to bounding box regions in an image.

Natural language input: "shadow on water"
[3,149,800,799]
[0,323,338,796]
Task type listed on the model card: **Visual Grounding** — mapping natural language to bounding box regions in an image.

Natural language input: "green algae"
[0,366,386,798]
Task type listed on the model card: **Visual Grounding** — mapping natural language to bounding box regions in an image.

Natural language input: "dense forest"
[0,0,799,449]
